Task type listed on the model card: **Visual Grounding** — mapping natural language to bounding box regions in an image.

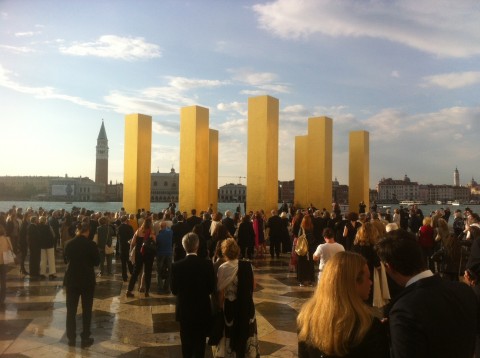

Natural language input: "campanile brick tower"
[95,120,109,186]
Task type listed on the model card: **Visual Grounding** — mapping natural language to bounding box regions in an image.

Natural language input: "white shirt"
[313,242,345,272]
[405,270,434,287]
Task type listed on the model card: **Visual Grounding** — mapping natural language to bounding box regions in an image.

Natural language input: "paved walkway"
[0,253,313,357]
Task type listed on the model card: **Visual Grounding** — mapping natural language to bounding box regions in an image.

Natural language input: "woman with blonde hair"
[215,238,259,357]
[352,222,381,305]
[297,251,389,357]
[296,215,316,286]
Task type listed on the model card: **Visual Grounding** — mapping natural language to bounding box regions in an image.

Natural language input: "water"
[0,201,245,214]
[1,201,478,217]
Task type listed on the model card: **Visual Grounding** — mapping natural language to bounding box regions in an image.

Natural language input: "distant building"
[218,183,246,202]
[332,177,349,204]
[95,120,109,187]
[151,167,179,202]
[278,180,294,203]
[51,176,106,202]
[418,184,470,203]
[376,175,419,202]
[0,176,57,200]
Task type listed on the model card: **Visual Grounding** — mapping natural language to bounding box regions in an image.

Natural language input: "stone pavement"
[0,253,314,357]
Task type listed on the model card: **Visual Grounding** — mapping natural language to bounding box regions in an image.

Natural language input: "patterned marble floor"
[0,253,314,357]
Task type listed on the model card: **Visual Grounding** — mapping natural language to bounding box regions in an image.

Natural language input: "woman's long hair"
[354,222,378,246]
[297,251,373,356]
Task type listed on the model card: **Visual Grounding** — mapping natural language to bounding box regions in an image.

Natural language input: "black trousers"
[29,246,41,276]
[269,237,281,257]
[66,285,94,341]
[128,254,154,293]
[120,251,133,280]
[179,322,207,358]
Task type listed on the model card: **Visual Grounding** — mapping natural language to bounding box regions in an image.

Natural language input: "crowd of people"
[2,202,480,357]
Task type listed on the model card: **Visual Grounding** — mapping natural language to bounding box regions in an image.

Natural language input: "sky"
[1,0,479,189]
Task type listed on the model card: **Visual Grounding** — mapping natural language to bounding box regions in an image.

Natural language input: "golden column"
[209,129,219,213]
[294,135,308,208]
[308,117,333,211]
[349,130,370,212]
[246,95,279,215]
[123,113,152,213]
[179,106,210,214]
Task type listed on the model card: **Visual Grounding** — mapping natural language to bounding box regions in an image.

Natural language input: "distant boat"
[399,200,426,205]
[452,200,461,206]
[435,201,443,205]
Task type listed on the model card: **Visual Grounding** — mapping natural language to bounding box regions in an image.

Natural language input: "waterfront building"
[218,183,246,203]
[332,177,349,204]
[151,167,179,202]
[279,180,294,203]
[376,175,419,202]
[95,120,109,187]
[418,184,470,203]
[0,176,58,200]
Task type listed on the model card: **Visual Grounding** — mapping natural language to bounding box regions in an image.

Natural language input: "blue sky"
[1,0,479,188]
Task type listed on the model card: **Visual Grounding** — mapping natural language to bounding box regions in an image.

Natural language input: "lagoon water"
[0,200,478,217]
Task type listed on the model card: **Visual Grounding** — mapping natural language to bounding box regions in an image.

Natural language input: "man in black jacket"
[186,209,202,232]
[266,210,283,258]
[117,215,134,282]
[221,210,236,237]
[172,213,189,261]
[171,233,214,357]
[377,229,477,358]
[64,222,100,348]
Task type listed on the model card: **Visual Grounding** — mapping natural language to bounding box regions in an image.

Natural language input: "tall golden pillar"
[294,135,308,208]
[209,129,219,213]
[349,131,370,212]
[246,95,279,215]
[179,106,210,214]
[308,117,333,211]
[123,113,152,213]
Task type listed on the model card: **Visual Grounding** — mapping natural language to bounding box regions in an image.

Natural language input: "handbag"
[129,247,136,264]
[105,244,114,255]
[3,250,16,265]
[295,234,308,256]
[141,238,156,256]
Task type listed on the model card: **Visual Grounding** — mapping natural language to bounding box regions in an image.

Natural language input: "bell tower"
[95,120,109,186]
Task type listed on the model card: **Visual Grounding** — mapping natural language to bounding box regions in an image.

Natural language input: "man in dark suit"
[186,209,202,232]
[222,210,236,237]
[172,213,190,261]
[117,215,134,282]
[266,210,283,258]
[64,221,100,348]
[171,233,214,357]
[377,229,477,358]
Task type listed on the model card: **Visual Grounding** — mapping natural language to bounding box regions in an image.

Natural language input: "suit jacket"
[222,217,236,237]
[266,215,283,240]
[186,215,202,232]
[171,254,214,330]
[63,234,100,289]
[387,274,477,358]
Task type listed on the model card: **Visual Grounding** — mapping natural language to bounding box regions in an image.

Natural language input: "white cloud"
[252,0,480,58]
[59,35,161,60]
[422,71,480,89]
[167,76,227,90]
[0,45,35,54]
[105,75,228,115]
[229,68,290,94]
[0,64,107,110]
[217,101,247,115]
[391,70,400,78]
[15,31,40,37]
